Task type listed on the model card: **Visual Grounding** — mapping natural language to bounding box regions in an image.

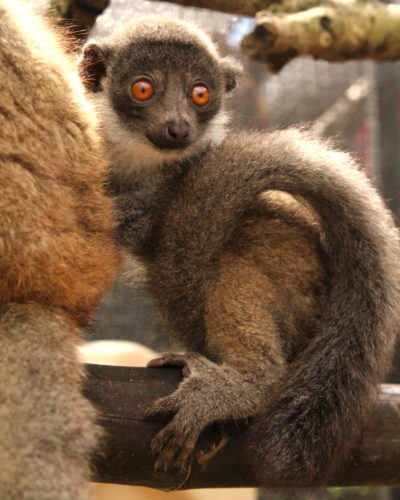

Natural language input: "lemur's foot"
[146,353,216,472]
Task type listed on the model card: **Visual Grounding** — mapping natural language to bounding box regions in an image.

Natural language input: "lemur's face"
[108,41,224,152]
[81,24,240,160]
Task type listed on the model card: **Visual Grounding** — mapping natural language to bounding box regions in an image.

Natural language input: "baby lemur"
[0,1,120,498]
[81,19,400,485]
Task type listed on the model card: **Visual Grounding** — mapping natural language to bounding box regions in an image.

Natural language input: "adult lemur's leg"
[0,304,100,500]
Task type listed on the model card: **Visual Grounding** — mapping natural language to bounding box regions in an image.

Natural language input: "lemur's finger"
[152,418,199,472]
[147,356,184,368]
[145,394,180,418]
[147,355,192,376]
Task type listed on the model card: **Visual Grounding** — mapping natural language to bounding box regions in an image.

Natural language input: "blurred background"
[46,0,400,498]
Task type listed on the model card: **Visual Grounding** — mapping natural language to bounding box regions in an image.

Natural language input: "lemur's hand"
[146,353,265,473]
[114,193,156,250]
[146,353,217,473]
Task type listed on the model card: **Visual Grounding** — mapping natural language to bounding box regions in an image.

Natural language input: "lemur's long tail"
[157,128,400,481]
[246,130,399,483]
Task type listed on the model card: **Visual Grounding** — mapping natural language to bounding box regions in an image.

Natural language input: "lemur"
[0,1,120,498]
[80,18,400,485]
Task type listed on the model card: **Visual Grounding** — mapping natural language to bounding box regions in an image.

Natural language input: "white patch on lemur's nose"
[90,92,229,180]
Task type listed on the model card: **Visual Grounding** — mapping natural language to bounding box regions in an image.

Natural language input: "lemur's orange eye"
[192,85,210,106]
[131,80,154,101]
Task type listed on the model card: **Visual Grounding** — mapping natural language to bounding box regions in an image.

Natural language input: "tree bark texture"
[147,0,400,71]
[147,0,295,17]
[85,364,400,490]
[242,0,400,71]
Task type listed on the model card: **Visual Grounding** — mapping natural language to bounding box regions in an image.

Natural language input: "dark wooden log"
[84,363,400,490]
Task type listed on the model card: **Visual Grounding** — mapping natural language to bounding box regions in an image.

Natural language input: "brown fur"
[0,1,120,497]
[206,191,325,370]
[0,3,119,326]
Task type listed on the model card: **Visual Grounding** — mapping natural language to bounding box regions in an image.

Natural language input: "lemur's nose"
[166,120,190,142]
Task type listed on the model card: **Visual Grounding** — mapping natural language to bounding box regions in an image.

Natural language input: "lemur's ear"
[79,43,108,93]
[220,56,243,92]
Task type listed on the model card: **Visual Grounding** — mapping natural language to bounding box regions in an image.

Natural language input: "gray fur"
[0,304,100,500]
[83,18,400,484]
[147,129,400,482]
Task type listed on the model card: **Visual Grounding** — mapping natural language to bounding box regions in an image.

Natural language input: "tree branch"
[143,0,400,71]
[146,0,283,17]
[85,364,400,489]
[242,0,400,71]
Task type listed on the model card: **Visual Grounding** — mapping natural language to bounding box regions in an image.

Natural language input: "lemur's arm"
[113,191,159,250]
[108,168,183,251]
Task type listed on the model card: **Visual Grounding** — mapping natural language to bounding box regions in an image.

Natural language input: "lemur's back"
[0,0,119,324]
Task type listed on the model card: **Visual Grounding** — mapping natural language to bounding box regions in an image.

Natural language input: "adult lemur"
[81,18,400,485]
[0,1,120,498]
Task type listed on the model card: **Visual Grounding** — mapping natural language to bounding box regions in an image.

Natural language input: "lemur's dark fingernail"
[182,365,191,377]
[147,357,165,367]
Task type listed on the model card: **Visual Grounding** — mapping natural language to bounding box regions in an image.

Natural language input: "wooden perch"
[85,363,400,490]
[242,0,400,71]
